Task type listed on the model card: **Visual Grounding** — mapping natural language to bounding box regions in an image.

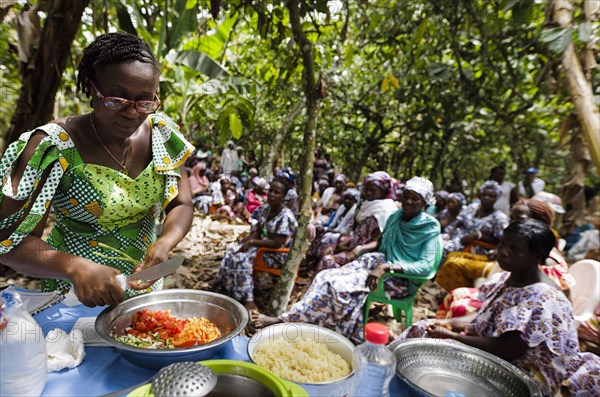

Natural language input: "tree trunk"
[552,0,598,235]
[560,122,590,235]
[261,99,304,181]
[4,0,89,149]
[552,0,600,171]
[266,0,321,315]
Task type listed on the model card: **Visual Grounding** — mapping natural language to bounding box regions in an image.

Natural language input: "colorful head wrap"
[252,177,269,190]
[404,176,435,205]
[317,178,330,187]
[448,192,467,207]
[532,191,565,214]
[363,171,392,193]
[334,174,348,184]
[276,167,297,187]
[435,190,449,204]
[516,198,555,226]
[343,188,361,202]
[478,180,502,198]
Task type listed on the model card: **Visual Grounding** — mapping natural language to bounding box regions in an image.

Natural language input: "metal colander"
[393,339,542,397]
[151,362,217,396]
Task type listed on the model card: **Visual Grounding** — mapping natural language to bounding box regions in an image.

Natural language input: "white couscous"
[253,338,351,383]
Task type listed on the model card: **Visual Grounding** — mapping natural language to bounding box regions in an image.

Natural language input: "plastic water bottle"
[352,322,396,397]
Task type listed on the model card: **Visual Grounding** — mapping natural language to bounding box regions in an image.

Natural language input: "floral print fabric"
[444,202,509,254]
[0,114,194,295]
[218,204,297,302]
[473,273,598,396]
[402,272,600,397]
[281,253,392,344]
[317,215,381,272]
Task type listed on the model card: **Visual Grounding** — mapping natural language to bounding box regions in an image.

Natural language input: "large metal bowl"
[392,339,542,397]
[95,289,248,369]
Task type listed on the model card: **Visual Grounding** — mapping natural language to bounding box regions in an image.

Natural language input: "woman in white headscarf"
[251,176,441,343]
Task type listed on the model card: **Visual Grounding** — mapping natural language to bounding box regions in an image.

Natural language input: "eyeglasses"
[89,81,161,114]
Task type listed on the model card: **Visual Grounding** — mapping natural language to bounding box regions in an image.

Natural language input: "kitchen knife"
[116,256,184,290]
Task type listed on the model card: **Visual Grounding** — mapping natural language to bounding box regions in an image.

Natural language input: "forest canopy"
[0,0,598,195]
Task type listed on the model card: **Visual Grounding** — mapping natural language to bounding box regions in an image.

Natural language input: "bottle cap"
[364,322,389,344]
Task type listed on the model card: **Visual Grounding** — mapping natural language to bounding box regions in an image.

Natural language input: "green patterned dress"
[0,113,194,295]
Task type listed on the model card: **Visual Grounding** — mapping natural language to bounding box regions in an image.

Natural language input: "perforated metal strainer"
[151,361,217,396]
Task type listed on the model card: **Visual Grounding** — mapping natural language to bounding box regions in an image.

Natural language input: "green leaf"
[116,2,137,35]
[181,14,237,60]
[540,27,565,43]
[414,18,429,46]
[578,22,592,42]
[173,50,229,79]
[501,0,522,11]
[540,27,572,54]
[426,62,452,81]
[229,113,243,139]
[168,0,197,50]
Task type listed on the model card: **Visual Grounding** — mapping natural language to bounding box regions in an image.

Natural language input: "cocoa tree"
[5,0,89,148]
[266,0,324,315]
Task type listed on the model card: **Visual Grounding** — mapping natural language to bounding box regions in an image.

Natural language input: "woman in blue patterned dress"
[443,180,509,254]
[252,177,441,343]
[0,32,194,307]
[398,219,600,397]
[217,179,297,312]
[436,181,509,291]
[436,192,466,233]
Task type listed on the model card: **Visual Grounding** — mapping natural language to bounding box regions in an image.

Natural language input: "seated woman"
[436,180,509,291]
[312,178,330,209]
[211,176,244,223]
[316,171,398,273]
[398,220,599,397]
[189,164,211,211]
[305,188,360,267]
[436,198,575,319]
[252,176,441,344]
[194,169,217,214]
[217,179,297,312]
[315,174,347,225]
[277,167,299,215]
[436,192,466,232]
[427,190,449,217]
[245,177,269,215]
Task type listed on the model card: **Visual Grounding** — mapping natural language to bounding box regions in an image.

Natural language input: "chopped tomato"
[173,339,199,348]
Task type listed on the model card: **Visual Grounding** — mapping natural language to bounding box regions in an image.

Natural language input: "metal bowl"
[247,323,355,397]
[95,289,248,369]
[392,339,542,397]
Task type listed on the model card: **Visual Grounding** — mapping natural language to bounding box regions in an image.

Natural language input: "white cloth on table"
[46,328,85,372]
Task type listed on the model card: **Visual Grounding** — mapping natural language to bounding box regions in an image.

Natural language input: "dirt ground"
[0,213,446,339]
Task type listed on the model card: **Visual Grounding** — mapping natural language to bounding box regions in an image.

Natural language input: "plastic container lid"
[364,322,389,345]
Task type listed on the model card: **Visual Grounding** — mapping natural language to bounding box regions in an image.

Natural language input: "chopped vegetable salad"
[114,309,221,349]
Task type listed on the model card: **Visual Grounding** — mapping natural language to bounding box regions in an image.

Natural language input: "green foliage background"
[1,0,598,196]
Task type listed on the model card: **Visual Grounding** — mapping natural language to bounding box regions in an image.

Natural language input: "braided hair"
[77,32,158,98]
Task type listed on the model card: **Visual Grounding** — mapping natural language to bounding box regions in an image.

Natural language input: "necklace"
[89,114,128,175]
